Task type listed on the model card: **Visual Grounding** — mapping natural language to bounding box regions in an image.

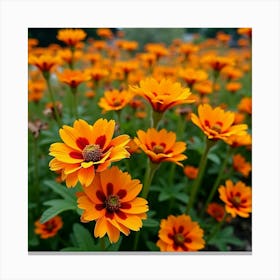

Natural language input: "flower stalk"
[141,159,159,199]
[186,137,215,213]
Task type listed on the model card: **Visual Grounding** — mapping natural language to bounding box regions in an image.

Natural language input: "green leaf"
[60,247,83,252]
[105,236,123,251]
[43,180,77,203]
[173,193,189,204]
[207,153,221,165]
[146,241,160,251]
[143,218,159,228]
[72,223,99,251]
[158,191,170,202]
[40,199,76,223]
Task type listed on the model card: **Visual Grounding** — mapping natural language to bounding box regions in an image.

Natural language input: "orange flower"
[130,77,194,113]
[218,180,252,218]
[49,119,130,188]
[28,79,46,103]
[179,43,199,57]
[85,67,109,83]
[183,165,198,180]
[206,202,226,222]
[145,43,169,60]
[191,104,248,143]
[57,69,90,88]
[237,28,252,38]
[77,166,148,243]
[29,54,60,73]
[98,89,133,113]
[221,66,243,81]
[193,80,213,96]
[34,216,63,239]
[156,214,205,252]
[238,97,252,114]
[118,40,139,52]
[96,28,113,39]
[232,154,252,177]
[134,128,187,166]
[202,55,234,72]
[57,28,87,46]
[179,68,208,88]
[226,82,242,93]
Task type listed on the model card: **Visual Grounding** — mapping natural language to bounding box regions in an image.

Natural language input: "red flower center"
[173,233,185,246]
[82,144,102,162]
[230,196,241,208]
[152,145,164,154]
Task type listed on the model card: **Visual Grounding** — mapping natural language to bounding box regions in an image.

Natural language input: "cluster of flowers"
[29,28,252,251]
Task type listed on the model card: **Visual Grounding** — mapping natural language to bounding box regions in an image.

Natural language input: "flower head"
[183,165,198,180]
[179,68,208,88]
[156,214,205,252]
[130,77,195,113]
[98,89,133,113]
[238,97,252,115]
[29,54,60,73]
[191,104,248,143]
[232,154,252,177]
[49,119,130,188]
[134,128,187,166]
[57,69,90,89]
[34,216,63,239]
[77,166,148,243]
[218,180,252,218]
[206,202,226,222]
[57,28,87,46]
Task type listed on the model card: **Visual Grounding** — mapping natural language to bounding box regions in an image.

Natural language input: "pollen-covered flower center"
[174,233,185,246]
[105,195,121,212]
[211,122,223,133]
[230,196,241,208]
[82,144,102,162]
[153,144,164,154]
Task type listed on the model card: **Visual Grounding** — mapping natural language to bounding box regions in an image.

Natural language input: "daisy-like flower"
[238,97,252,115]
[226,82,242,93]
[206,202,226,222]
[85,67,109,83]
[134,128,187,166]
[232,154,252,177]
[57,28,87,46]
[156,214,205,252]
[34,216,63,239]
[130,77,195,113]
[183,165,198,180]
[179,68,208,88]
[57,69,91,89]
[225,133,252,148]
[218,180,252,218]
[77,166,148,243]
[98,89,133,113]
[202,55,235,72]
[191,104,248,143]
[96,28,113,39]
[29,54,60,73]
[49,118,130,188]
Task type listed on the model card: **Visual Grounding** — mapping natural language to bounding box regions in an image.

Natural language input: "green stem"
[206,213,227,242]
[100,237,106,251]
[141,159,159,199]
[151,111,163,129]
[33,135,40,210]
[43,72,62,127]
[71,87,78,119]
[201,146,233,216]
[186,138,215,213]
[212,70,220,106]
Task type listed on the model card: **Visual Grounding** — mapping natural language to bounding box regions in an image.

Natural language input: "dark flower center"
[173,233,185,246]
[82,144,102,162]
[152,145,164,154]
[105,195,121,212]
[230,196,241,208]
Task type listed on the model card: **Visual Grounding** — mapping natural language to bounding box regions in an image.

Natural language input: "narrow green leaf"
[40,199,76,223]
[146,241,160,251]
[143,218,159,228]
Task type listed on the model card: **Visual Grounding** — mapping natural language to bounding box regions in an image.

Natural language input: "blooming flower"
[130,77,195,113]
[183,165,198,180]
[57,28,87,46]
[49,119,130,187]
[226,82,242,93]
[98,89,133,113]
[134,128,187,166]
[96,28,113,39]
[206,202,226,222]
[34,216,63,239]
[232,154,252,177]
[179,68,208,88]
[238,97,252,115]
[218,180,252,218]
[76,166,148,243]
[57,69,90,89]
[225,133,252,148]
[191,104,248,143]
[29,54,60,73]
[156,214,205,252]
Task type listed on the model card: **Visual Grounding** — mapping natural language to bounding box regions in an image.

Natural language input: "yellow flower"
[98,89,133,113]
[57,28,87,46]
[191,104,248,143]
[134,128,187,166]
[157,214,205,252]
[77,166,148,243]
[130,77,194,113]
[219,180,252,218]
[49,119,130,188]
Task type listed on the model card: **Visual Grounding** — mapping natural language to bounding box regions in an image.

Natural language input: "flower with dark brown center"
[82,144,102,162]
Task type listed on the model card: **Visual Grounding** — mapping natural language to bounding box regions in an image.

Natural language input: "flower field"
[28,28,252,252]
